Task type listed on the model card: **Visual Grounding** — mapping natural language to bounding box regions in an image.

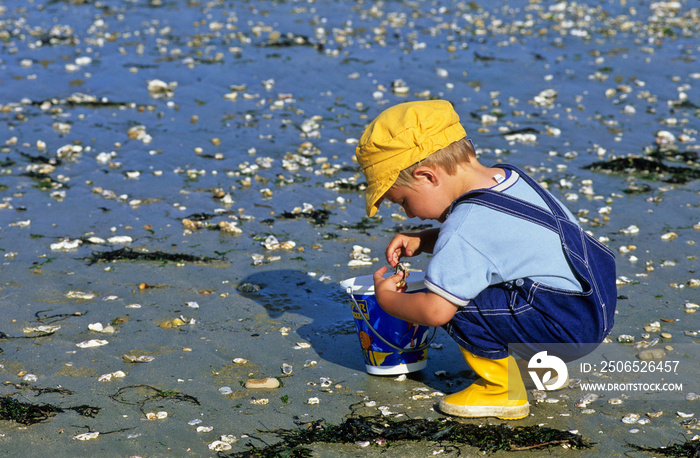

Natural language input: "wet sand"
[1,0,699,456]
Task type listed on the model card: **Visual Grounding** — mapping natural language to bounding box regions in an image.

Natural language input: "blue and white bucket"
[340,271,435,375]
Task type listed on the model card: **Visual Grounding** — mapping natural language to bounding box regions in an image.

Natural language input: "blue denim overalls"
[443,164,617,362]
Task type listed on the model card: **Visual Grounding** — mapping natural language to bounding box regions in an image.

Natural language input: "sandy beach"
[1,0,699,456]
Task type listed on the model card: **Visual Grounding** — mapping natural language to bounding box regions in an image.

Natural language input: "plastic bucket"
[340,271,435,375]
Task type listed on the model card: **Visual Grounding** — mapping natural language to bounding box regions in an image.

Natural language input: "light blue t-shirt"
[425,170,583,307]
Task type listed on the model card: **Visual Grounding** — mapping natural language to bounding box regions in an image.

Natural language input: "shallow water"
[1,0,699,456]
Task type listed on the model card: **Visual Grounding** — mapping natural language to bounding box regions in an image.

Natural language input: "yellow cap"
[355,100,467,216]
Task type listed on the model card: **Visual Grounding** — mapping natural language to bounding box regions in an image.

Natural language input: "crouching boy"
[355,100,616,419]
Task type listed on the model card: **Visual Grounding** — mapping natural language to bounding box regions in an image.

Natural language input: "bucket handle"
[347,287,437,353]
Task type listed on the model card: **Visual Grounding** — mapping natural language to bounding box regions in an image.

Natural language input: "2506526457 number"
[580,360,681,373]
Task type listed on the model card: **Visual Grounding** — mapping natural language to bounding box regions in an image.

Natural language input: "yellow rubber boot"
[439,348,529,420]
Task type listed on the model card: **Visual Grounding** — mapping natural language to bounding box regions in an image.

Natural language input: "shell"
[208,441,232,452]
[576,393,599,407]
[66,291,96,300]
[23,325,61,334]
[73,432,100,441]
[98,371,126,382]
[107,235,133,244]
[76,339,108,348]
[245,377,280,389]
[50,239,82,251]
[122,354,155,363]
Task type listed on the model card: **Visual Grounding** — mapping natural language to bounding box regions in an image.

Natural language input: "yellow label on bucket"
[351,299,369,320]
[365,350,393,367]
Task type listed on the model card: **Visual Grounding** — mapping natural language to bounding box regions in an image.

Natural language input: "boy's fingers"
[373,266,388,282]
[373,267,404,287]
[386,249,401,267]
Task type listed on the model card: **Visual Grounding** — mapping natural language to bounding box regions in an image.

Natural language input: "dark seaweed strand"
[584,156,700,184]
[223,416,592,456]
[0,397,64,425]
[84,247,221,265]
[110,384,200,415]
[3,381,74,395]
[627,440,700,458]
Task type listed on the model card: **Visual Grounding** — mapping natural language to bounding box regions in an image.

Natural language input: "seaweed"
[627,439,700,457]
[84,247,222,265]
[35,309,87,324]
[20,152,61,165]
[29,94,151,109]
[3,381,74,396]
[226,416,592,456]
[0,330,57,340]
[584,156,700,184]
[183,211,219,222]
[0,397,100,425]
[335,217,382,231]
[584,145,700,184]
[110,384,200,415]
[0,397,64,425]
[258,33,322,51]
[278,209,331,226]
[20,172,69,190]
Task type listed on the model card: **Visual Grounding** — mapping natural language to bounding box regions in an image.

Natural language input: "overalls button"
[515,279,524,287]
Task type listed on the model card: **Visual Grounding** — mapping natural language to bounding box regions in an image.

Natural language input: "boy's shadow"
[236,269,467,390]
[237,269,367,372]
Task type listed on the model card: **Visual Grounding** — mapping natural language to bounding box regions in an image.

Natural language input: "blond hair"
[393,137,474,188]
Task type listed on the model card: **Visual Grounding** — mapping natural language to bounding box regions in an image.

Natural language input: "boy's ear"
[412,165,439,185]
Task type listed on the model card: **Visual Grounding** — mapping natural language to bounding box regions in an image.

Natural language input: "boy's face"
[383,180,451,223]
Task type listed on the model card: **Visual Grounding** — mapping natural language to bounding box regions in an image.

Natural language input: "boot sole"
[439,400,530,420]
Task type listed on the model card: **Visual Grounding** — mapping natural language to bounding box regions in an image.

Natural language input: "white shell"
[208,441,232,452]
[76,339,108,348]
[66,291,96,300]
[23,325,60,334]
[73,432,100,441]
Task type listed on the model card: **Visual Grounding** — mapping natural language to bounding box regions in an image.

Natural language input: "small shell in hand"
[395,262,408,288]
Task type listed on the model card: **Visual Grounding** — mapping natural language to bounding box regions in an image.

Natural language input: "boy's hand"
[373,266,408,296]
[385,233,422,267]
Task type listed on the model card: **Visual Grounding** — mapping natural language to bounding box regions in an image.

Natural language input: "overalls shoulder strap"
[451,164,568,234]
